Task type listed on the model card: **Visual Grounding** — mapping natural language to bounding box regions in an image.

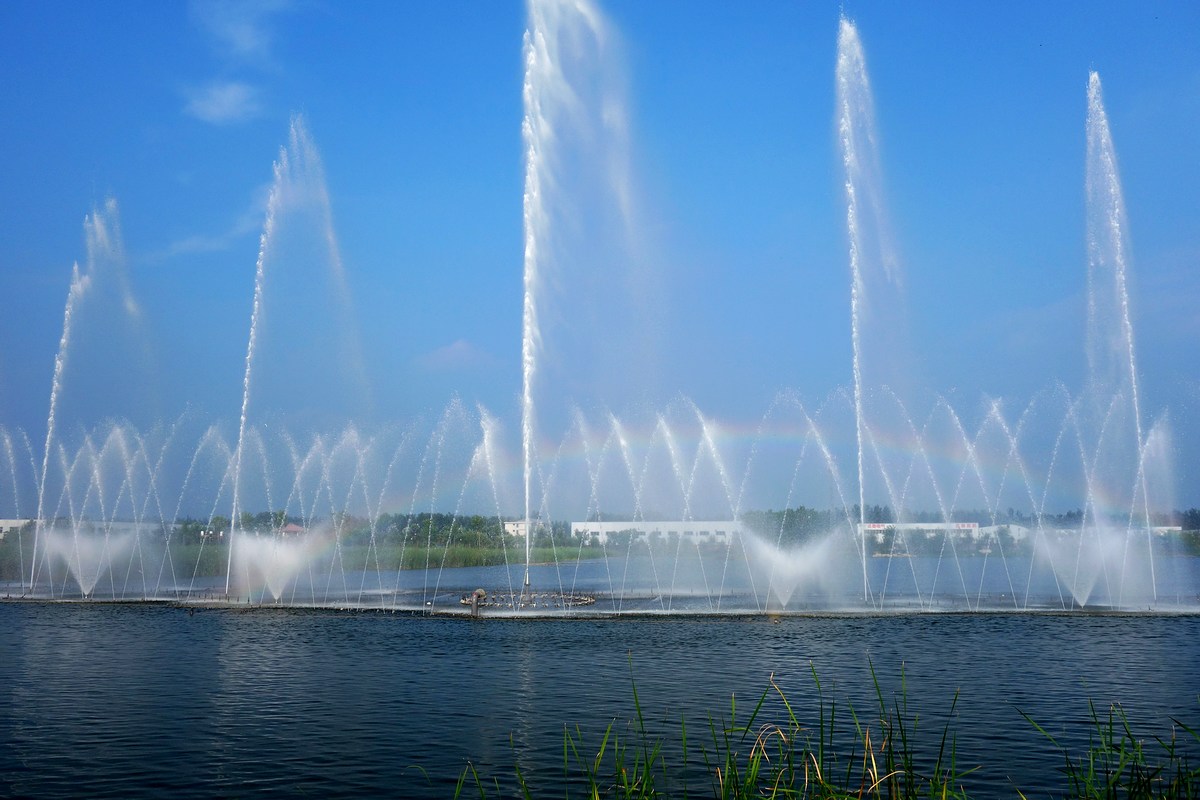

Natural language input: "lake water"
[1,601,1197,798]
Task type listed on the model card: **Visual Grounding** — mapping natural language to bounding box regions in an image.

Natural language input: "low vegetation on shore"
[452,665,1199,799]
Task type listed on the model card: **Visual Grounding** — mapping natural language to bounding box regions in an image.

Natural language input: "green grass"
[158,542,606,578]
[356,544,602,572]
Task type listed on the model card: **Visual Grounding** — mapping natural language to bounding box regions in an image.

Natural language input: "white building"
[571,520,742,547]
[503,520,528,538]
[859,522,984,543]
[0,519,31,540]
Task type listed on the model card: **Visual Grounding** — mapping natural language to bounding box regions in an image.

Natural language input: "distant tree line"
[1176,509,1200,530]
[175,511,302,544]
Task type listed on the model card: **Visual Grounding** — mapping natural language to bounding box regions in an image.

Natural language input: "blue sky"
[1,1,1198,508]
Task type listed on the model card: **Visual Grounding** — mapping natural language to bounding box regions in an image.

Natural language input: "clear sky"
[1,1,1197,509]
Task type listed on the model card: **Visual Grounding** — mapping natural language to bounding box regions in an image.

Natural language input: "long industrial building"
[570,520,742,546]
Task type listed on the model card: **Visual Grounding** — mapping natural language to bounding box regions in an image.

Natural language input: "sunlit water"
[1,602,1197,798]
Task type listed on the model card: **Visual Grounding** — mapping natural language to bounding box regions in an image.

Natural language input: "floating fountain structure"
[1,9,1194,615]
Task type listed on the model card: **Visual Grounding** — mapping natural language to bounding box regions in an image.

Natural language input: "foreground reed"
[453,664,1199,799]
[1022,702,1200,800]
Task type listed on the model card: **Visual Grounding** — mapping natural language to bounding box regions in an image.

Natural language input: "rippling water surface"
[1,602,1197,798]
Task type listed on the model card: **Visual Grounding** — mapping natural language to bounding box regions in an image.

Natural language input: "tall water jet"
[1086,73,1142,433]
[520,13,545,588]
[520,0,616,590]
[1085,72,1148,492]
[836,17,900,603]
[54,199,155,433]
[227,136,285,594]
[30,200,136,593]
[224,115,365,595]
[30,264,88,592]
